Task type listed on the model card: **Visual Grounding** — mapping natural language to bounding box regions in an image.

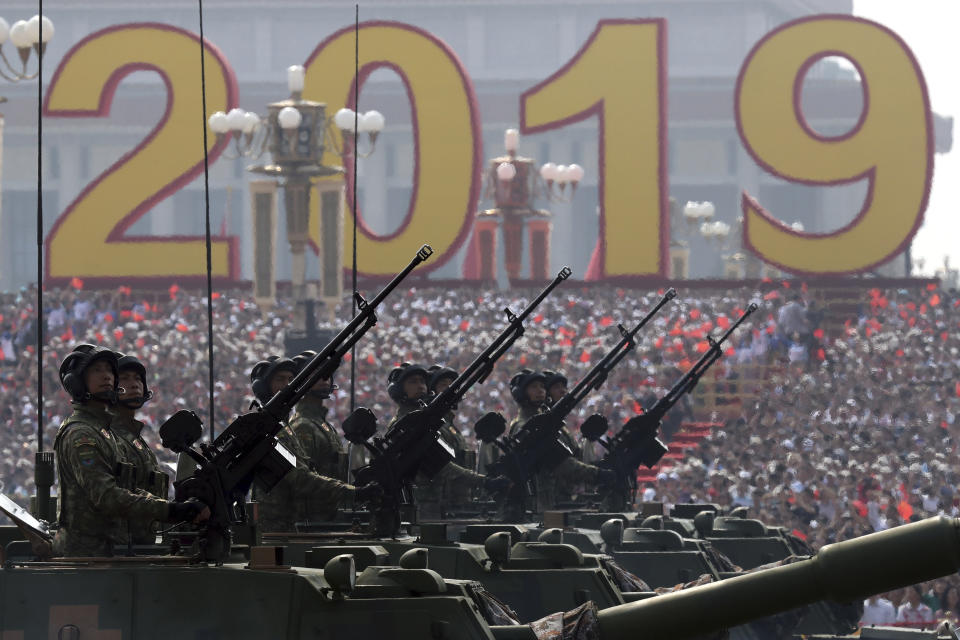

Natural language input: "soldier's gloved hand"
[483,474,512,495]
[168,497,211,524]
[354,482,383,504]
[596,469,617,488]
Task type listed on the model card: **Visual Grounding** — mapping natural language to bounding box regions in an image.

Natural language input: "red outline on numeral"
[735,14,933,276]
[303,21,482,276]
[43,22,240,287]
[519,18,669,281]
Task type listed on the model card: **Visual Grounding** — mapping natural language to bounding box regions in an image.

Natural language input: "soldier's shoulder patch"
[100,428,113,440]
[133,439,144,450]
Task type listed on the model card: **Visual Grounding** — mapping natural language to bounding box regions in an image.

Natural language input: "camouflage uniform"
[110,414,169,544]
[290,399,347,481]
[390,405,485,520]
[53,405,170,556]
[507,405,605,512]
[252,422,354,533]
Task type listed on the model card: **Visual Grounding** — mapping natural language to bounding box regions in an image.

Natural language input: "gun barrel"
[597,516,960,640]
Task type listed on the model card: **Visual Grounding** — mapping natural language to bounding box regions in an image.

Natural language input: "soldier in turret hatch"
[507,369,613,513]
[110,352,171,544]
[54,344,209,556]
[289,350,348,482]
[248,356,379,532]
[387,363,508,520]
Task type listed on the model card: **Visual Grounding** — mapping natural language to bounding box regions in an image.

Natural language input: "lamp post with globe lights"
[207,65,383,339]
[0,13,54,301]
[470,128,584,282]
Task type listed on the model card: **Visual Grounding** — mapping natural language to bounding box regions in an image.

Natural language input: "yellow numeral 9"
[737,16,932,274]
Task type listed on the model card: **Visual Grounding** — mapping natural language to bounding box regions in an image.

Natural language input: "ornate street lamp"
[0,14,53,94]
[470,128,584,282]
[207,65,383,336]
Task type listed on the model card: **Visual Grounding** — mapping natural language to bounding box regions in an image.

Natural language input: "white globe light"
[702,202,716,219]
[277,106,302,130]
[241,111,261,134]
[0,18,9,45]
[700,222,714,237]
[208,111,229,134]
[496,162,517,182]
[25,15,41,44]
[334,108,357,132]
[539,162,558,181]
[504,129,519,153]
[9,20,31,49]
[554,165,568,181]
[287,65,305,93]
[38,15,53,43]
[791,221,805,232]
[566,164,585,182]
[358,110,385,133]
[225,107,247,131]
[683,201,699,220]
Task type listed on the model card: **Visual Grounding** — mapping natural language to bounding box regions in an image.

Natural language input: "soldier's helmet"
[292,349,339,399]
[509,369,548,405]
[541,370,568,404]
[250,355,298,405]
[115,353,154,408]
[387,362,429,404]
[59,343,122,404]
[427,364,458,395]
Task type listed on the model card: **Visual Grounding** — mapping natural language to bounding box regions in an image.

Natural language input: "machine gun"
[158,245,433,561]
[347,266,572,536]
[587,302,758,510]
[477,289,677,508]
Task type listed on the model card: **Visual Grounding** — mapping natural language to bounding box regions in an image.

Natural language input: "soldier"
[542,369,599,463]
[249,356,378,532]
[53,344,209,557]
[110,352,170,544]
[507,369,613,513]
[387,363,506,520]
[289,350,348,481]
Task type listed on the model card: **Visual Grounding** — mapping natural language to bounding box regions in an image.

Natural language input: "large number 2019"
[44,17,930,282]
[44,23,238,285]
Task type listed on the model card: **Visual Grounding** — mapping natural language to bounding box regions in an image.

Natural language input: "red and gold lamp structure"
[469,129,584,282]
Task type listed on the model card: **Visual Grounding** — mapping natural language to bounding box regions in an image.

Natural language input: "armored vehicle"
[2,516,959,639]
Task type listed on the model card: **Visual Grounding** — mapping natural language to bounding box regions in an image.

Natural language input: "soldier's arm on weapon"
[61,425,198,524]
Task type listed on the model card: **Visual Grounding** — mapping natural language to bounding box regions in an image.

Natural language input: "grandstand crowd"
[1,278,958,622]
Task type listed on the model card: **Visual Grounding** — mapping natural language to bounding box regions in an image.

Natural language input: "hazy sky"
[852,1,960,276]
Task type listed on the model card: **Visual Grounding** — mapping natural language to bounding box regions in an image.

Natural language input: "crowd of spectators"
[0,278,958,624]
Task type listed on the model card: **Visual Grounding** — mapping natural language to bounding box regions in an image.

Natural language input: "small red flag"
[176,323,189,332]
[419,316,429,326]
[70,277,84,290]
[897,501,913,521]
[135,338,145,349]
[599,316,614,327]
[689,309,701,320]
[459,320,470,331]
[716,316,730,329]
[579,350,591,363]
[927,283,937,291]
[366,354,376,365]
[930,294,941,307]
[113,329,124,342]
[534,314,544,323]
[813,328,824,339]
